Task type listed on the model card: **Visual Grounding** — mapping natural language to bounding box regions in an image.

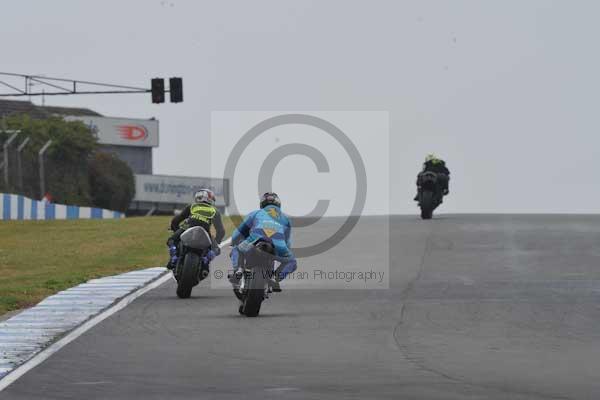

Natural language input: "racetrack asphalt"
[2,215,599,400]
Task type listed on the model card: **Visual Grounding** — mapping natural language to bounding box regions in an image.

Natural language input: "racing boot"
[269,278,282,293]
[228,268,243,289]
[414,188,421,202]
[166,245,178,270]
[269,266,284,292]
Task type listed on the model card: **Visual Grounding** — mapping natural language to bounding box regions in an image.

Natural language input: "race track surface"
[2,215,600,400]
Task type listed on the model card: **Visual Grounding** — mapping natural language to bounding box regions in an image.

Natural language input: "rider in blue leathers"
[229,192,297,291]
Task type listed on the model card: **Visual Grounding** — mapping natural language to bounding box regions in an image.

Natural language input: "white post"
[38,140,52,198]
[3,132,19,188]
[17,137,30,190]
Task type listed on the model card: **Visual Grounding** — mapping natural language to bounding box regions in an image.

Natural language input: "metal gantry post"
[3,132,19,188]
[38,140,52,198]
[17,137,30,190]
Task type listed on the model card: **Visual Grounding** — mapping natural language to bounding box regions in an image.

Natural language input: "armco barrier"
[0,193,125,220]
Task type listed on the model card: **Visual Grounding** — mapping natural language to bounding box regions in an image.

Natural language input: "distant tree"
[88,151,135,212]
[1,115,97,205]
[2,114,134,212]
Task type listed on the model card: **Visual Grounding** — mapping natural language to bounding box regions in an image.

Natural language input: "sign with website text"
[133,174,228,207]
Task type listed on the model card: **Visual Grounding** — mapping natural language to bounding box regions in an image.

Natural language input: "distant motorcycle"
[173,226,213,298]
[416,171,446,220]
[231,240,279,317]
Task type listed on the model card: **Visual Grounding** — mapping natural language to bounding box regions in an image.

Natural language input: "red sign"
[118,125,148,141]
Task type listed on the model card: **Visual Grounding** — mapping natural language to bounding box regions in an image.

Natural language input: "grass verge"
[0,216,234,316]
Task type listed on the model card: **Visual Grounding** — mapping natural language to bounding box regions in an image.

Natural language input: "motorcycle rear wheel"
[176,253,200,298]
[420,191,434,220]
[242,289,263,317]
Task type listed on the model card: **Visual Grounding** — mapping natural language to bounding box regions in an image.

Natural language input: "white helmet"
[194,189,216,205]
[425,154,437,163]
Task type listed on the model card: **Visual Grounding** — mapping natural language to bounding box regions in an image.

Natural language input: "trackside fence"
[0,193,125,220]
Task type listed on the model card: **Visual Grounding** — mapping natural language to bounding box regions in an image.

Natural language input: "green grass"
[0,216,235,316]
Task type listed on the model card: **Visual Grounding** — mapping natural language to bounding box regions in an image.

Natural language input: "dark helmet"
[260,192,281,209]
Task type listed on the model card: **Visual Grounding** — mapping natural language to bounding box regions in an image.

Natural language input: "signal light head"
[169,77,183,103]
[151,78,165,104]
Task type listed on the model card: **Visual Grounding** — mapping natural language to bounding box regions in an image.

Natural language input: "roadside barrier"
[0,193,125,220]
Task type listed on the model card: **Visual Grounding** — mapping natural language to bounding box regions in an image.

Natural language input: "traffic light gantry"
[0,73,184,104]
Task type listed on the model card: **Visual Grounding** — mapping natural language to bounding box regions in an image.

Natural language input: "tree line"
[0,115,134,212]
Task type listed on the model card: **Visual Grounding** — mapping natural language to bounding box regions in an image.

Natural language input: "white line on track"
[0,272,172,391]
[0,237,232,392]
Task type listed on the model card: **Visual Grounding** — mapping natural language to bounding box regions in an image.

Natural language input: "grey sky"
[2,0,599,214]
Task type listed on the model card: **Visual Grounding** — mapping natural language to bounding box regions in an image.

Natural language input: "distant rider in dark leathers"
[166,189,225,272]
[414,154,450,201]
[228,192,297,292]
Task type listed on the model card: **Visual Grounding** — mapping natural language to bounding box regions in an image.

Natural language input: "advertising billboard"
[133,174,229,207]
[65,116,159,147]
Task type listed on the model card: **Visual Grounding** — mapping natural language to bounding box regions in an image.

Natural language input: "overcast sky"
[2,0,599,215]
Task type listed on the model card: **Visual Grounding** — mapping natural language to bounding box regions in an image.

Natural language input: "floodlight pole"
[38,140,52,198]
